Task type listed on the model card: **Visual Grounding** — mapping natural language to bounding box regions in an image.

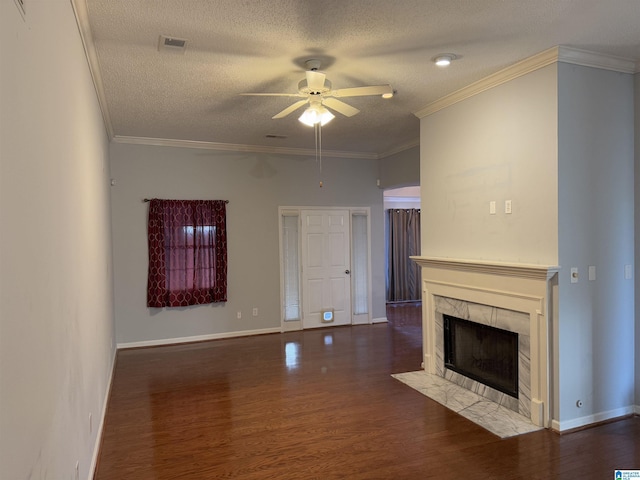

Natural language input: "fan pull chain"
[314,123,323,188]
[318,123,323,188]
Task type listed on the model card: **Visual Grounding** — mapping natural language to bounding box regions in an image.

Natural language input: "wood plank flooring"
[95,303,639,479]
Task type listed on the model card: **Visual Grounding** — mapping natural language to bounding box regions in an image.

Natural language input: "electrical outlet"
[489,201,496,215]
[252,308,258,316]
[505,199,512,214]
[570,267,578,284]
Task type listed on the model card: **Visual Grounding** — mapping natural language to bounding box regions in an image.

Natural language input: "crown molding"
[414,46,638,119]
[557,46,637,74]
[112,136,380,160]
[414,47,560,119]
[70,0,114,139]
[378,139,420,159]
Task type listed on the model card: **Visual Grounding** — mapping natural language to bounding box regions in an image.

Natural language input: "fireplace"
[411,256,559,427]
[443,314,519,398]
[433,297,530,416]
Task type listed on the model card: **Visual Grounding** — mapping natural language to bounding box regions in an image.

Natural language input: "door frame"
[278,206,372,332]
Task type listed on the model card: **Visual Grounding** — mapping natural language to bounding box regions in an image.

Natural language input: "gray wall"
[110,144,386,345]
[0,2,115,479]
[377,145,420,189]
[557,63,635,425]
[635,72,640,407]
[420,65,559,265]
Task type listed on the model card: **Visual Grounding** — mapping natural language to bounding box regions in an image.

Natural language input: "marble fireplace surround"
[411,257,559,428]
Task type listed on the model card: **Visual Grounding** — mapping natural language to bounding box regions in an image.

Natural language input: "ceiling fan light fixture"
[434,53,457,67]
[299,105,334,127]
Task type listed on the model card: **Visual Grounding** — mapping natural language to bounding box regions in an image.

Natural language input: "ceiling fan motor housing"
[298,78,332,96]
[304,59,322,71]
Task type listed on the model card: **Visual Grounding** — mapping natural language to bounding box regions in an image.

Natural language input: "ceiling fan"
[241,59,394,126]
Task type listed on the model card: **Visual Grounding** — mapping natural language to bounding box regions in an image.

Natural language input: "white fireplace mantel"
[411,256,560,428]
[411,257,559,281]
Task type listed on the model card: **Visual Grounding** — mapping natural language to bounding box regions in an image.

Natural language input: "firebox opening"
[443,314,519,398]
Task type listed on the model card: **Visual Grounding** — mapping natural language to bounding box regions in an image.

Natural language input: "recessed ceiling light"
[433,54,457,67]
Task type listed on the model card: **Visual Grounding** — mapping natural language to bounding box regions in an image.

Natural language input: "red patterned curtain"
[147,199,227,307]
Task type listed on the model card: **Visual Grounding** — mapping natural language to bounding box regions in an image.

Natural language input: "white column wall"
[420,64,559,265]
[0,1,115,479]
[557,63,635,429]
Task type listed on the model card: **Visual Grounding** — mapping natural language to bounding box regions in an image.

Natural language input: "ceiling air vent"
[158,35,188,53]
[265,134,287,139]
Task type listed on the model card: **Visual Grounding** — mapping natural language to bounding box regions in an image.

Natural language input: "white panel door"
[301,210,351,329]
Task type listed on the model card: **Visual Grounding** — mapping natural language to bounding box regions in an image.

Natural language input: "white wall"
[0,1,115,479]
[384,186,421,210]
[420,65,559,265]
[557,63,635,427]
[110,143,385,345]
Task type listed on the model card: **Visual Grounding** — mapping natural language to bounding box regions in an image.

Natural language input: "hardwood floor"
[95,303,639,479]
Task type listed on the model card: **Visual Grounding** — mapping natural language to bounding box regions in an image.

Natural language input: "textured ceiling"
[80,0,640,157]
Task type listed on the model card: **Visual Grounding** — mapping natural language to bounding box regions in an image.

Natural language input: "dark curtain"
[386,208,421,302]
[147,199,227,307]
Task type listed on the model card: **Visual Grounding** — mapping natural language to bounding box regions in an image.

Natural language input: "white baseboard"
[551,405,636,432]
[281,320,302,332]
[372,317,388,324]
[117,327,281,350]
[635,405,640,415]
[351,316,371,325]
[89,347,117,479]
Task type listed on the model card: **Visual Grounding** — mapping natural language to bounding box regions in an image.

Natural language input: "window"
[351,213,369,316]
[147,199,227,307]
[281,213,300,321]
[167,225,217,290]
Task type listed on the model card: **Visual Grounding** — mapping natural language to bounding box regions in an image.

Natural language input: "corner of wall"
[634,71,640,407]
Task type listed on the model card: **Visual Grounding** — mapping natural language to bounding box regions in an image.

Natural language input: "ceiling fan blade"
[322,98,360,117]
[330,84,393,98]
[306,70,326,92]
[240,93,305,97]
[272,100,309,119]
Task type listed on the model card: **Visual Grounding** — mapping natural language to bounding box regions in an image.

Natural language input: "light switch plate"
[588,266,596,281]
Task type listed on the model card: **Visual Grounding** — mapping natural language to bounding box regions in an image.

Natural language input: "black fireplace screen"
[443,314,519,398]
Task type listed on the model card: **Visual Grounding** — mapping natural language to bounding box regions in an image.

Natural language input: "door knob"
[345,269,350,274]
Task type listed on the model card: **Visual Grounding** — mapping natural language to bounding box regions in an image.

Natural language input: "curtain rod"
[143,198,229,203]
